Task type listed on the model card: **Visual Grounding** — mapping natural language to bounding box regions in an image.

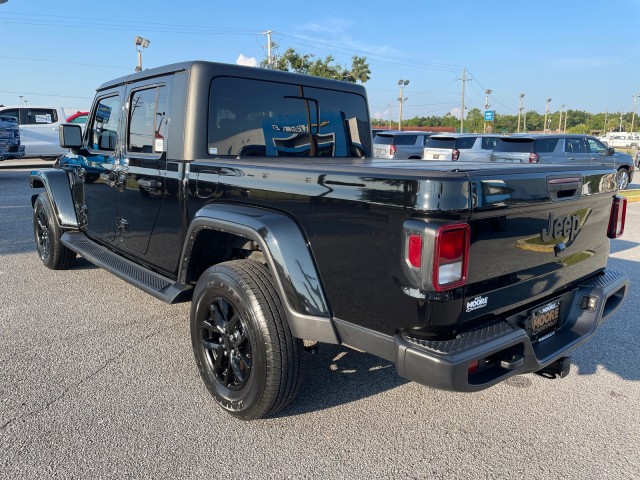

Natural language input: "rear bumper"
[394,269,629,391]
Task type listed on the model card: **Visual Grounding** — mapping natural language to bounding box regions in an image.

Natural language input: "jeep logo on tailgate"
[540,213,581,243]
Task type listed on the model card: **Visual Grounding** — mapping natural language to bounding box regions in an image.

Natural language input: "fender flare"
[179,203,339,344]
[29,168,79,228]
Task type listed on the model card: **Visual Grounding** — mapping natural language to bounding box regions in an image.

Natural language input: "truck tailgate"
[462,169,617,323]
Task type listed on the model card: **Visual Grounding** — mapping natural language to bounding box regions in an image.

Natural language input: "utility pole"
[398,79,409,131]
[388,103,392,129]
[459,68,469,133]
[631,94,640,134]
[19,95,24,106]
[517,93,525,133]
[563,109,568,133]
[484,89,492,134]
[262,30,274,68]
[559,105,565,132]
[544,98,552,133]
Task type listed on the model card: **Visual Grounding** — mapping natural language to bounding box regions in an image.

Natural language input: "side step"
[61,231,192,304]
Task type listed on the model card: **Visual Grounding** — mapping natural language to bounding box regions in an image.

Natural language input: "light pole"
[398,79,409,131]
[517,93,525,133]
[484,89,492,133]
[558,104,565,133]
[18,95,24,106]
[134,36,150,72]
[631,94,640,134]
[544,98,552,133]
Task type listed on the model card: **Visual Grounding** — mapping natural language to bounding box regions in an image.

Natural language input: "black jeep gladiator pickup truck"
[30,61,629,420]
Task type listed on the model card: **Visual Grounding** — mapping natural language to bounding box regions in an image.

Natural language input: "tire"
[33,192,77,269]
[616,167,630,190]
[190,260,302,420]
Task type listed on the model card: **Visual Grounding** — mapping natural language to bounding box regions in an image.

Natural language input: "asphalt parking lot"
[1,159,639,479]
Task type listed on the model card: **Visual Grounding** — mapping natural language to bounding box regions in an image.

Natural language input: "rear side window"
[534,138,559,153]
[127,85,168,154]
[456,137,476,149]
[425,137,455,149]
[481,137,498,149]
[563,138,586,154]
[22,108,58,125]
[493,139,534,153]
[208,76,370,157]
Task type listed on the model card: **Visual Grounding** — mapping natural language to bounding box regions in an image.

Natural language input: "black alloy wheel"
[202,297,252,391]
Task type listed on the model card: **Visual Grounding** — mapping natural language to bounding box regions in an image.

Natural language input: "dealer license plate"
[527,299,561,342]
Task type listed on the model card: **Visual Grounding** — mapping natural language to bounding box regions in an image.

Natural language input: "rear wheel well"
[185,228,265,284]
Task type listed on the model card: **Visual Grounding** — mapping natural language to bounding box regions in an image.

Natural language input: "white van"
[0,106,68,159]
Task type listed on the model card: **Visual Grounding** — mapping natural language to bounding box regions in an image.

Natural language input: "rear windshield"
[425,137,455,149]
[208,76,371,158]
[534,138,559,153]
[493,138,534,153]
[393,135,420,145]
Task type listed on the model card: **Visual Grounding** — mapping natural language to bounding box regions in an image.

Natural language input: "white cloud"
[236,54,257,67]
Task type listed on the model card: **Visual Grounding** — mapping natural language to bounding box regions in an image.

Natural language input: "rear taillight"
[452,149,460,161]
[529,153,539,163]
[390,145,397,155]
[433,224,470,291]
[608,195,627,239]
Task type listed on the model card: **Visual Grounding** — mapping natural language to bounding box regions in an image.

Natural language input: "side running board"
[61,231,192,304]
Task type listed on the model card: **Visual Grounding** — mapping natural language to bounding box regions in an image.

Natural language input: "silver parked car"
[491,134,634,189]
[423,134,500,162]
[373,130,436,159]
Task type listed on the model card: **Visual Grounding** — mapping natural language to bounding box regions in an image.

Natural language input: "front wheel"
[33,192,76,269]
[190,260,302,420]
[616,167,630,190]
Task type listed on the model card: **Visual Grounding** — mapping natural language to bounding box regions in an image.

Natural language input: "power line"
[0,90,93,100]
[0,55,130,70]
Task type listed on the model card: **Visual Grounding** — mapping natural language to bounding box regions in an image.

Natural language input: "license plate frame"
[526,298,562,343]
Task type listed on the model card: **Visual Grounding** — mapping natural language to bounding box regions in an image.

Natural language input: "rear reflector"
[433,224,470,291]
[408,234,423,268]
[607,195,627,239]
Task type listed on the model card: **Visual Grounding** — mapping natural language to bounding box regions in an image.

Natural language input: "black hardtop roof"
[97,60,368,96]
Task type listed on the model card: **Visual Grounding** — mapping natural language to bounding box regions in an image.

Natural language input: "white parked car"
[0,106,68,159]
[423,134,500,162]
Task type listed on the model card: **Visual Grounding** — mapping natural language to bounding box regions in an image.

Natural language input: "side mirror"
[59,124,82,148]
[608,147,615,156]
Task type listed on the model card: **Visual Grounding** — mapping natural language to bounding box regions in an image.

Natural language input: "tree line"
[372,108,638,135]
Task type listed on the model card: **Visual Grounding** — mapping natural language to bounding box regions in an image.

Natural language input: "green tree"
[464,108,484,133]
[273,48,370,83]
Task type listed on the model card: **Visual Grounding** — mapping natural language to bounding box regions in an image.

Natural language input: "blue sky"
[1,0,639,120]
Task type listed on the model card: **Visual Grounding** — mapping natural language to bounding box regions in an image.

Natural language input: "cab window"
[127,86,168,154]
[22,108,58,125]
[88,95,121,152]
